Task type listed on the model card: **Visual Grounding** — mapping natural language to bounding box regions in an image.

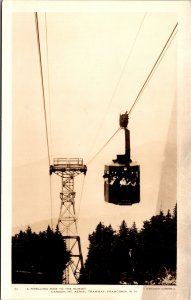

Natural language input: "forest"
[12,205,176,285]
[12,226,70,284]
[80,205,177,285]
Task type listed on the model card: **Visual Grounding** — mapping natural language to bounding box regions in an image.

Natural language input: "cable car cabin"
[103,112,140,205]
[104,163,140,205]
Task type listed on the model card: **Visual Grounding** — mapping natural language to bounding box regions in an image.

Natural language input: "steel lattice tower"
[50,158,87,284]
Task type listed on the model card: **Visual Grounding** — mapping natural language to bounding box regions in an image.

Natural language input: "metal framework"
[50,158,87,284]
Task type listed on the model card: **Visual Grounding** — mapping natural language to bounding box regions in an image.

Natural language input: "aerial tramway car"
[103,112,140,205]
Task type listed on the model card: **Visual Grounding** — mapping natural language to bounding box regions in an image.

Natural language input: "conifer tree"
[81,223,116,284]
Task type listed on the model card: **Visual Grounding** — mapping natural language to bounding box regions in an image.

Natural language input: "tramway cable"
[35,12,51,166]
[128,21,178,116]
[87,128,121,165]
[86,22,178,166]
[86,13,147,162]
[35,12,53,228]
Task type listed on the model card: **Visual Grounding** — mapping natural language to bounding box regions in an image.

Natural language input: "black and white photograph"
[1,1,191,299]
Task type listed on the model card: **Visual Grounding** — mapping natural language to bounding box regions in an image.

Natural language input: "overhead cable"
[86,13,147,162]
[98,13,147,126]
[128,22,178,115]
[35,12,51,167]
[87,128,121,165]
[86,21,178,165]
[35,12,53,229]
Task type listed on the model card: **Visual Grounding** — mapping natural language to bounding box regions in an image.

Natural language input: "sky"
[12,10,177,258]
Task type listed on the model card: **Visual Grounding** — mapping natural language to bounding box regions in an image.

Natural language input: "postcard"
[1,1,191,299]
